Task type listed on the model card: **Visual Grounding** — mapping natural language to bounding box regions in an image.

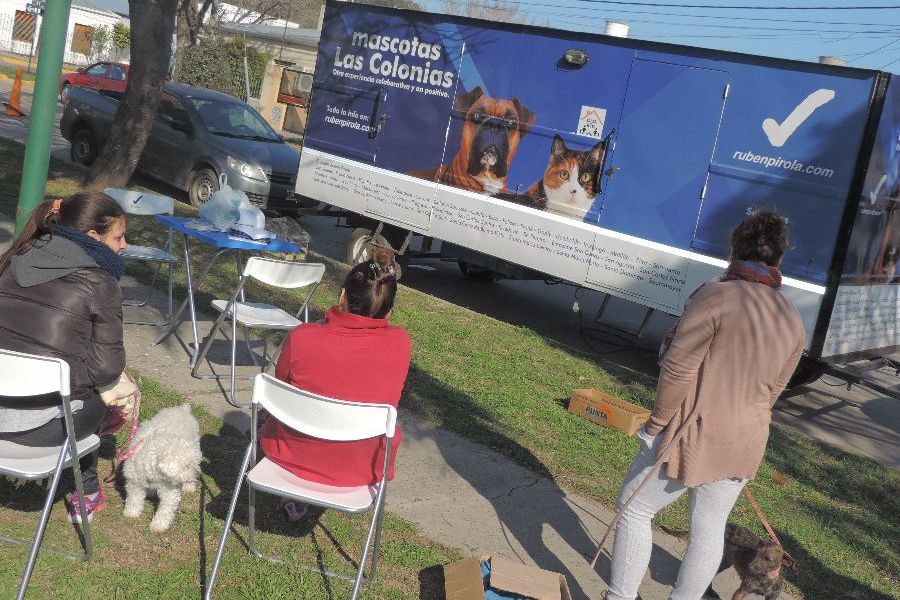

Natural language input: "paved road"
[0,79,896,469]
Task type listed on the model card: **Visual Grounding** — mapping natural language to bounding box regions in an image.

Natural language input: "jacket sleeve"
[646,296,717,435]
[86,275,125,388]
[770,339,803,407]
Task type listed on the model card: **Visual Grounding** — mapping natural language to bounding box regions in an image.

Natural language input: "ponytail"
[0,192,124,276]
[0,199,58,276]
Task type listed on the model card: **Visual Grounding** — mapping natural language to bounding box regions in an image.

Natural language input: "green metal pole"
[15,0,73,234]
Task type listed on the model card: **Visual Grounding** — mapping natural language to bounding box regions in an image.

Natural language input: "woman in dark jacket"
[0,192,128,524]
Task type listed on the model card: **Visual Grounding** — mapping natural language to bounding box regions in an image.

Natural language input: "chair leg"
[205,441,254,600]
[16,447,68,600]
[230,310,238,404]
[368,488,388,582]
[166,260,174,325]
[351,489,387,599]
[247,485,260,558]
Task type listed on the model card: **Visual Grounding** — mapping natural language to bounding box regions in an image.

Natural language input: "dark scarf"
[50,225,125,281]
[658,260,783,364]
[721,260,782,288]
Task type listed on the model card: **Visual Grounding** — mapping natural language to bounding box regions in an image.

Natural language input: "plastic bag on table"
[199,173,264,231]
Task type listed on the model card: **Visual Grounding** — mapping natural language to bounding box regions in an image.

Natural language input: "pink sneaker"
[67,488,107,524]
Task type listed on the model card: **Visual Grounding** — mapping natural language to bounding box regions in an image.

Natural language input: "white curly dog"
[123,404,202,532]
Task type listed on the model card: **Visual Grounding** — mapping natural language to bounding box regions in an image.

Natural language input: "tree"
[442,0,524,23]
[176,0,215,56]
[84,0,180,191]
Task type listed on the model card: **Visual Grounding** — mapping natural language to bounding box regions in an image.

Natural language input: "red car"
[59,61,129,102]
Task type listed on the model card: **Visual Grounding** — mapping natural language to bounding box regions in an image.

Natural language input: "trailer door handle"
[370,114,389,140]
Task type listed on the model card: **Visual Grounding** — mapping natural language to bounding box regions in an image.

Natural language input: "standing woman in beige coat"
[604,211,805,600]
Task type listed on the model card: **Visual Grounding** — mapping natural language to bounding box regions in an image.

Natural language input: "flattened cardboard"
[443,555,573,600]
[489,556,562,600]
[444,557,486,600]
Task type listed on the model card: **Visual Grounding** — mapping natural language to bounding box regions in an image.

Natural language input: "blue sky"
[81,0,900,71]
[420,0,900,72]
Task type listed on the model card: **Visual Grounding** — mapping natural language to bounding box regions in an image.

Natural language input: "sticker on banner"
[577,106,607,139]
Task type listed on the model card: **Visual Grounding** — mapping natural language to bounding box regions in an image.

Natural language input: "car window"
[108,65,126,81]
[158,92,188,123]
[86,63,107,76]
[190,98,280,141]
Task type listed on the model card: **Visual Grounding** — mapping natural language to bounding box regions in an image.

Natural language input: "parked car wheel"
[346,227,405,280]
[70,128,97,166]
[188,167,218,208]
[60,83,71,103]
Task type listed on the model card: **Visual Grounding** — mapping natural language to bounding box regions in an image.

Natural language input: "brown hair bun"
[342,247,399,319]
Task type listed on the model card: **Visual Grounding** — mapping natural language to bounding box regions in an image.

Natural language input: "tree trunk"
[84,0,178,191]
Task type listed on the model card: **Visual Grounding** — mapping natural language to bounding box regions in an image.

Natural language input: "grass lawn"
[0,373,459,598]
[0,137,898,599]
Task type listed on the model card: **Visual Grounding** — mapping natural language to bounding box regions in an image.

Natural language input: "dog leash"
[103,374,143,483]
[742,486,781,548]
[589,402,701,568]
[115,374,142,462]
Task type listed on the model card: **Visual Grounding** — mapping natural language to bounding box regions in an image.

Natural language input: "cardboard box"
[444,555,573,600]
[569,389,651,436]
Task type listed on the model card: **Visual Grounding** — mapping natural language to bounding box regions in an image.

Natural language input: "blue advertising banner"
[299,1,882,344]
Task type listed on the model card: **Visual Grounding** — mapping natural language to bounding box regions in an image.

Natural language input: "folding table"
[152,216,301,369]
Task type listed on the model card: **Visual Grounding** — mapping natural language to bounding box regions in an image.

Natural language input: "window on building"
[12,11,36,43]
[71,23,95,56]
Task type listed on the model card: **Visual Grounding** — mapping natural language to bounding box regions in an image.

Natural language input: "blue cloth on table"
[481,561,530,600]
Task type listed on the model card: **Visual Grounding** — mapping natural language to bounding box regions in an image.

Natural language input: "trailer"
[295,0,900,376]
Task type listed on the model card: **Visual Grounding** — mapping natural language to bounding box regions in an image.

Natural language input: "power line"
[850,38,900,62]
[439,1,900,29]
[517,12,896,34]
[518,1,900,9]
[519,4,900,26]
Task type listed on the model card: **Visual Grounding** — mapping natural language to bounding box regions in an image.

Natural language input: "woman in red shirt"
[260,248,411,521]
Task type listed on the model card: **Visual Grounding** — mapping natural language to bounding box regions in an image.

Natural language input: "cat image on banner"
[495,134,605,220]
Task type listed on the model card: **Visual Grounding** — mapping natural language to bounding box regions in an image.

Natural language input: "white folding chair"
[205,374,396,600]
[104,188,177,327]
[0,349,100,600]
[191,257,326,407]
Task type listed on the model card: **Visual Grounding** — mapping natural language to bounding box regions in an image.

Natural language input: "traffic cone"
[4,67,24,117]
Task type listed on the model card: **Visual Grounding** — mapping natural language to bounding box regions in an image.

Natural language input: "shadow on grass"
[197,420,345,597]
[403,364,682,600]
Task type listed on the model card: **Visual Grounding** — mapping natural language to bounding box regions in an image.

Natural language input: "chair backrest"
[243,257,326,289]
[0,349,70,398]
[252,374,396,441]
[104,188,175,216]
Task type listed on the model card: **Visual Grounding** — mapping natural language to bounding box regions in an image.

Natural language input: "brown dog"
[411,86,535,194]
[662,523,795,600]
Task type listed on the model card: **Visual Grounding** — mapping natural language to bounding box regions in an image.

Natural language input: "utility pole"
[15,0,73,234]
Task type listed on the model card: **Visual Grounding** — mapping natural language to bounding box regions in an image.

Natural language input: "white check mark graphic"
[870,174,888,205]
[762,89,836,148]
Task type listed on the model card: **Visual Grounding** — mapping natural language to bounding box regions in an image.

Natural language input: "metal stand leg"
[204,442,254,600]
[153,246,230,352]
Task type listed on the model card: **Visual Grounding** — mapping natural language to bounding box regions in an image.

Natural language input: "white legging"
[606,428,746,600]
